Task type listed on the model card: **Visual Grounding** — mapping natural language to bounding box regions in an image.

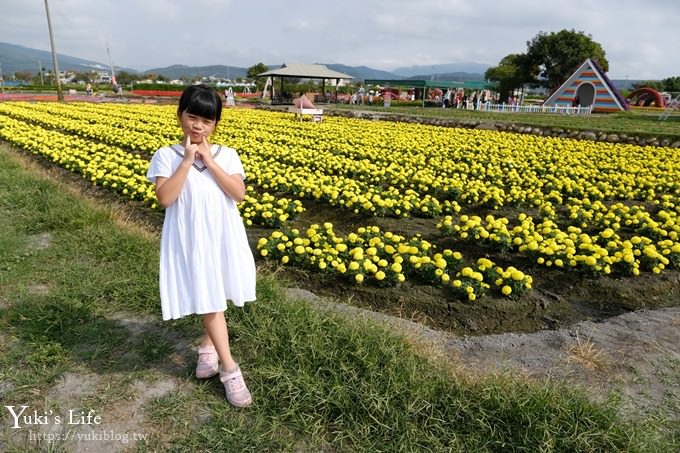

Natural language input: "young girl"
[146,84,256,408]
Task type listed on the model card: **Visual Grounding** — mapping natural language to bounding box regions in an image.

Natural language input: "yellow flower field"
[0,101,677,302]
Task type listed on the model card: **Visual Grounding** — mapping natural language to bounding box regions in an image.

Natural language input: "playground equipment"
[627,87,666,108]
[659,93,680,120]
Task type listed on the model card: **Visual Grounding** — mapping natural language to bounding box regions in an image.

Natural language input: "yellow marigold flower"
[281,256,289,264]
[375,271,386,281]
[260,249,268,257]
[355,274,364,283]
[348,261,360,271]
[502,285,512,296]
[452,279,462,288]
[391,262,402,273]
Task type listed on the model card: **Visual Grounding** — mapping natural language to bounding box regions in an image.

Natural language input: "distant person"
[572,96,580,107]
[443,89,452,108]
[146,84,256,408]
[85,83,93,96]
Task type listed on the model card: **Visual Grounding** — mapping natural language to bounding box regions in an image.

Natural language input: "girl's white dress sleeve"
[147,145,256,320]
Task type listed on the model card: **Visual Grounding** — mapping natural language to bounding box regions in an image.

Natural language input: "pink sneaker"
[220,365,252,408]
[195,346,219,379]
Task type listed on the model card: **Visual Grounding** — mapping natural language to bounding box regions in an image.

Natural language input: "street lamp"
[44,0,63,101]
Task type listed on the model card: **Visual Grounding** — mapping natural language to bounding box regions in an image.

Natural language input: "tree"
[114,71,139,86]
[247,63,269,91]
[661,76,680,92]
[525,29,608,89]
[72,72,92,83]
[247,62,268,79]
[14,71,33,83]
[485,53,535,102]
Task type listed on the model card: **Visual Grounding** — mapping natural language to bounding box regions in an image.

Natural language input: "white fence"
[476,102,593,115]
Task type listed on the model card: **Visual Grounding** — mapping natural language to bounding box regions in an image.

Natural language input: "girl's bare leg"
[202,312,238,371]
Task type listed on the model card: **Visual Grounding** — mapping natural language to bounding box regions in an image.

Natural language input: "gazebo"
[257,63,353,104]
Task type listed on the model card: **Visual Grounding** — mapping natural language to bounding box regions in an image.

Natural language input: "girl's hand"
[182,134,199,163]
[195,136,214,163]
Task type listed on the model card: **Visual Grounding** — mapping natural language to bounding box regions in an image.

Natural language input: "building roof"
[258,64,353,80]
[365,79,495,90]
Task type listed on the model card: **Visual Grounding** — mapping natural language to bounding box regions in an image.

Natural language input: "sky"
[1,0,679,80]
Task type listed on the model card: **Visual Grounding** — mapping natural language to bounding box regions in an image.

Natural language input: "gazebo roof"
[258,63,353,80]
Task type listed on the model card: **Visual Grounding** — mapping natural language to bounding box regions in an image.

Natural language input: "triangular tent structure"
[543,58,629,113]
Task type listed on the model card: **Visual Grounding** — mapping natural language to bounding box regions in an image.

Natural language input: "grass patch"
[0,143,676,451]
[330,104,680,140]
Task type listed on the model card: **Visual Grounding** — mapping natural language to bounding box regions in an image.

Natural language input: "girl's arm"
[197,137,246,202]
[154,161,192,208]
[154,136,195,208]
[204,159,246,202]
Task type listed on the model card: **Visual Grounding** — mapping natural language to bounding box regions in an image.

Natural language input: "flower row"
[257,223,533,301]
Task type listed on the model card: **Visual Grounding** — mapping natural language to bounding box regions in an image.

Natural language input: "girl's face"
[179,111,216,144]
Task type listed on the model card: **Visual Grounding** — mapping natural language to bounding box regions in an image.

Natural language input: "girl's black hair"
[177,84,222,123]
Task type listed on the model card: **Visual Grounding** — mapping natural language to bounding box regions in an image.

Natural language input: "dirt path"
[285,287,680,419]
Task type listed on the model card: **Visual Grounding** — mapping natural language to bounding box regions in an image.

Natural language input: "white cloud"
[1,0,678,78]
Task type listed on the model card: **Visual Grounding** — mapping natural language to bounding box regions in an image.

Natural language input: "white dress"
[146,144,257,320]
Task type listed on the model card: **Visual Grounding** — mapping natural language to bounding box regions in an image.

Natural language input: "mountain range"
[0,42,646,89]
[0,41,488,82]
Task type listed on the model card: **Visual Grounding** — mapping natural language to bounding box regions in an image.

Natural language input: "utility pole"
[44,0,63,100]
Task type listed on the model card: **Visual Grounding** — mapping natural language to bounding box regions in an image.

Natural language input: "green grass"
[0,143,677,451]
[330,103,680,140]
